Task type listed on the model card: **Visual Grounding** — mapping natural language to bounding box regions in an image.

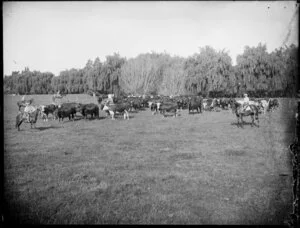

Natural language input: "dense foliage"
[3,44,298,97]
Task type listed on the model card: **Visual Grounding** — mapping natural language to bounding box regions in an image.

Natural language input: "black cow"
[129,99,142,111]
[57,103,81,122]
[80,103,99,119]
[159,103,179,117]
[41,104,58,121]
[269,98,279,111]
[219,98,230,110]
[188,96,203,114]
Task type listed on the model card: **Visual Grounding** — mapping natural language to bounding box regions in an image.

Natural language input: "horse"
[16,107,41,131]
[102,102,130,120]
[98,98,111,118]
[230,100,260,128]
[52,93,67,104]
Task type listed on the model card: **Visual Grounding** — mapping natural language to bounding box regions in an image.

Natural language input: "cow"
[159,103,179,117]
[259,99,271,114]
[57,103,81,122]
[80,103,99,119]
[148,101,159,114]
[188,96,203,114]
[219,98,230,110]
[175,98,185,110]
[40,104,58,121]
[269,98,279,111]
[128,98,143,111]
[103,102,131,120]
[203,98,218,111]
[16,107,41,131]
[150,101,162,115]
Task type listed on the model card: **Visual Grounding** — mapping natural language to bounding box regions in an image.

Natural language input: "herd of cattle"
[15,94,280,131]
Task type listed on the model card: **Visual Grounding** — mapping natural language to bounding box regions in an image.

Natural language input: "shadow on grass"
[81,116,107,121]
[35,125,63,131]
[163,113,181,118]
[230,122,260,128]
[111,115,135,120]
[188,112,203,115]
[129,110,139,113]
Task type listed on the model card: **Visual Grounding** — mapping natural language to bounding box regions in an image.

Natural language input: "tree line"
[3,43,298,98]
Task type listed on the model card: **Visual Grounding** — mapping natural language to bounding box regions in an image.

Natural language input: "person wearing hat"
[242,93,250,112]
[107,94,115,105]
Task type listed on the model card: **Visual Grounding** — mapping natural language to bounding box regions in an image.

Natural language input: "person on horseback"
[242,94,250,112]
[23,103,35,122]
[107,94,115,106]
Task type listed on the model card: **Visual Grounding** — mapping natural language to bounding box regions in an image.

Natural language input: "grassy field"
[3,94,297,224]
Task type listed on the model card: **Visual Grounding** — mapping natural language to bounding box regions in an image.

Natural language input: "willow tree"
[158,56,186,96]
[120,52,165,95]
[184,46,234,96]
[236,43,272,96]
[236,43,298,97]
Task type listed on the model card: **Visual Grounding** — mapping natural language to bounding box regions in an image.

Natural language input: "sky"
[3,1,299,76]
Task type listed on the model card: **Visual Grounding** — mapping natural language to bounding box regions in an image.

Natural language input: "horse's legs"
[17,120,23,131]
[240,115,244,128]
[236,116,240,128]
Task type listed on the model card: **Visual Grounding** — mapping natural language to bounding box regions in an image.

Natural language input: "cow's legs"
[17,120,23,131]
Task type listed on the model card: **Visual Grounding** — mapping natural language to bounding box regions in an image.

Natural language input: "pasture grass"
[3,94,297,224]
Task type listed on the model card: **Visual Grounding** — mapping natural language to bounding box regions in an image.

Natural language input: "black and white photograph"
[3,1,299,225]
